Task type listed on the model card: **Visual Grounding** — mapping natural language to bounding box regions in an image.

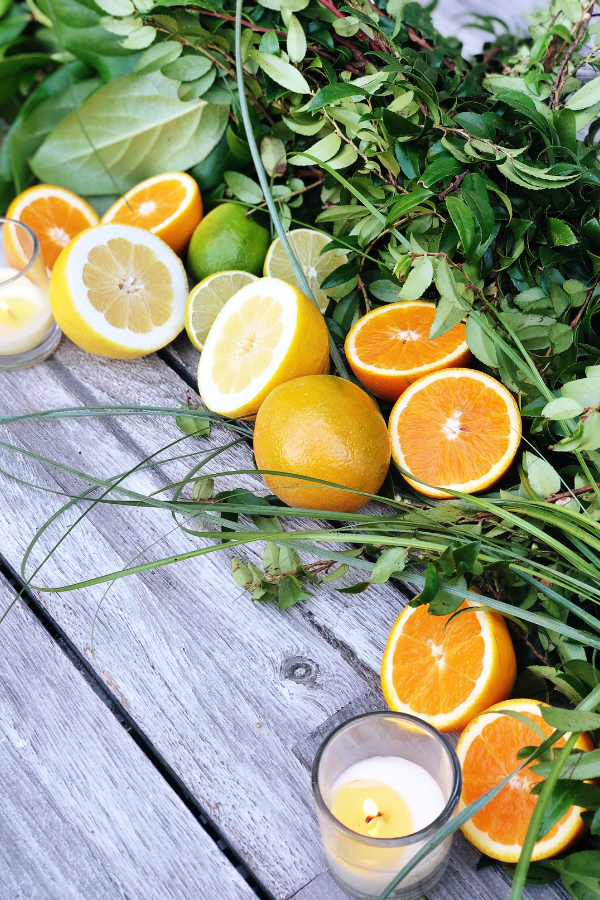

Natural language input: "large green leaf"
[11,75,102,193]
[31,72,229,195]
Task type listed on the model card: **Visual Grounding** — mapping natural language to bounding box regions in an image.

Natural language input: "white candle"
[0,266,53,356]
[323,756,448,897]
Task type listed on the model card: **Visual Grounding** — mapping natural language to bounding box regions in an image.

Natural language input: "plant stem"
[234,0,351,381]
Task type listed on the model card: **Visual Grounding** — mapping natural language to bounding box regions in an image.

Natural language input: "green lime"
[187,203,270,282]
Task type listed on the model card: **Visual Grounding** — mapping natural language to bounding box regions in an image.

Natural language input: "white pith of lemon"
[185,270,259,351]
[198,276,330,419]
[263,228,348,312]
[49,223,188,359]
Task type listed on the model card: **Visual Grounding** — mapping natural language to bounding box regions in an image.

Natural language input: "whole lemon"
[187,203,270,282]
[253,375,391,513]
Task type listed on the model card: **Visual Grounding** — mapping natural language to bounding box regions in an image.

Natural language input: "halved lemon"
[185,270,258,351]
[101,172,202,255]
[49,224,188,359]
[263,228,347,312]
[198,276,330,418]
[6,184,99,271]
[381,598,516,732]
[457,699,594,862]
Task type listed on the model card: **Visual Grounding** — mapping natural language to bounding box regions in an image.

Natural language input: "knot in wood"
[281,656,319,686]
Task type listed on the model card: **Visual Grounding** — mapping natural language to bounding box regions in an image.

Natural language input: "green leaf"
[95,0,134,13]
[121,25,157,49]
[429,296,464,340]
[162,54,212,82]
[420,156,462,188]
[566,75,600,111]
[533,748,600,780]
[369,279,401,303]
[382,109,421,140]
[308,82,368,111]
[249,49,309,94]
[542,397,584,420]
[435,257,464,306]
[466,316,499,369]
[263,542,280,577]
[446,195,476,260]
[545,218,577,247]
[322,564,348,582]
[136,40,182,74]
[562,378,600,408]
[175,414,211,436]
[31,72,229,195]
[549,851,600,900]
[231,558,252,588]
[528,666,583,704]
[370,548,407,585]
[385,187,433,225]
[286,14,306,63]
[525,453,561,499]
[414,563,439,605]
[337,581,371,594]
[260,135,286,176]
[536,781,591,842]
[541,707,600,732]
[399,255,433,300]
[290,130,341,165]
[453,111,495,139]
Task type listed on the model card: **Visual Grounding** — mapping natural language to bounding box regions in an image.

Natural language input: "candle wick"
[365,811,382,825]
[0,302,15,319]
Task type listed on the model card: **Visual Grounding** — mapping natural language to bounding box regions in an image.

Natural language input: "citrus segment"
[185,271,258,351]
[101,172,202,255]
[6,184,99,271]
[264,228,348,312]
[389,368,522,498]
[198,277,329,418]
[49,223,187,358]
[345,301,471,401]
[253,374,391,512]
[381,599,516,732]
[456,699,594,862]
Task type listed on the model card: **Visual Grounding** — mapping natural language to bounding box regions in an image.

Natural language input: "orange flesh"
[353,305,466,372]
[18,197,94,269]
[396,375,512,485]
[462,714,568,846]
[108,181,188,229]
[392,603,484,715]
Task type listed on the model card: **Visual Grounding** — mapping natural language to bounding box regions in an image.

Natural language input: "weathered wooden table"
[0,4,567,898]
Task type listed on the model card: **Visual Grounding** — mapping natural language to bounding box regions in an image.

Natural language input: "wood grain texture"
[0,338,567,900]
[0,575,254,900]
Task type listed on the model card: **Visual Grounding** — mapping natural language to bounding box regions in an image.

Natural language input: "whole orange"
[253,375,391,512]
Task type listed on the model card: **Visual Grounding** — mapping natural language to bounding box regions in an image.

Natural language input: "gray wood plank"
[0,340,378,899]
[0,574,255,900]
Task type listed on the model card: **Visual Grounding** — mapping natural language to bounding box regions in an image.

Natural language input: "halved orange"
[389,368,522,498]
[456,699,594,862]
[6,184,99,271]
[381,598,516,732]
[345,301,471,402]
[101,172,202,255]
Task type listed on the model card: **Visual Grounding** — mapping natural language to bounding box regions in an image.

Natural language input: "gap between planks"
[0,555,275,900]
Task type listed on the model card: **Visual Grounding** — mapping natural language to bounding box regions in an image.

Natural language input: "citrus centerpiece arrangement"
[3,0,600,895]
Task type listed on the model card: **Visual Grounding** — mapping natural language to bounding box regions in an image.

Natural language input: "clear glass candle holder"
[312,712,462,900]
[0,218,61,370]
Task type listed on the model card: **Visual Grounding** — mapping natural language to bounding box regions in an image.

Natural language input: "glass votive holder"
[312,711,462,900]
[0,218,61,369]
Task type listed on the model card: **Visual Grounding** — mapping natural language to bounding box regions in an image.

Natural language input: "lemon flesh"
[185,270,258,351]
[49,223,188,359]
[264,228,348,312]
[198,276,330,418]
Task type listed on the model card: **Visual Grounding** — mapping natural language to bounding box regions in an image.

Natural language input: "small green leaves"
[224,171,264,203]
[176,413,211,436]
[446,195,476,260]
[541,707,600,732]
[399,255,433,300]
[286,14,306,63]
[524,452,561,499]
[370,548,407,584]
[545,218,577,247]
[566,74,600,111]
[542,397,584,420]
[248,49,310,94]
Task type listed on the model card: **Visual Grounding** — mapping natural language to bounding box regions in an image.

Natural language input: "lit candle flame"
[363,798,378,817]
[0,302,8,311]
